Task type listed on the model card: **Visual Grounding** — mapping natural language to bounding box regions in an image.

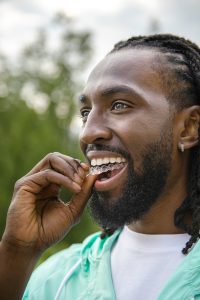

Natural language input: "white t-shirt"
[111,226,190,300]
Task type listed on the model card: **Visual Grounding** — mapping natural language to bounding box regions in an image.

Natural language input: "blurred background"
[0,0,200,263]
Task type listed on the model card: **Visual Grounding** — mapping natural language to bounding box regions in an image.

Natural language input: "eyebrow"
[78,85,144,104]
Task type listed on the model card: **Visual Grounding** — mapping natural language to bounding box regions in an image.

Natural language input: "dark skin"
[79,48,200,233]
[0,48,200,300]
[0,154,97,300]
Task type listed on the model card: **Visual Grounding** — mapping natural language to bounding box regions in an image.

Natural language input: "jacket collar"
[81,229,121,266]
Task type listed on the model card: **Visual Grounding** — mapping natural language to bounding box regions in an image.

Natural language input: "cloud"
[161,0,200,44]
[0,0,200,76]
[0,1,49,55]
[75,2,152,65]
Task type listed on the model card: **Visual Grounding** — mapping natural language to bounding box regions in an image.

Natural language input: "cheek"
[112,123,146,170]
[79,139,85,156]
[112,117,165,170]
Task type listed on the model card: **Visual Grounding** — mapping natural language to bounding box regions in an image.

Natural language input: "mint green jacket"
[23,230,200,300]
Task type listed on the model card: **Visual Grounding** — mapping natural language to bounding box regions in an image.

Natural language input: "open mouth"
[89,162,126,181]
[88,156,128,191]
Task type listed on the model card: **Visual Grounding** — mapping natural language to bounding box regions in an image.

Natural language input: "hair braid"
[100,228,116,239]
[101,34,200,254]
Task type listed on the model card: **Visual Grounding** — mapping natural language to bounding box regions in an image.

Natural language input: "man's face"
[79,48,174,228]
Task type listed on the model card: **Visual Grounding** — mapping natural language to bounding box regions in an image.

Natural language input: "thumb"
[66,174,97,225]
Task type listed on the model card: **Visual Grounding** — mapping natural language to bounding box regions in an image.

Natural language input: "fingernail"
[80,163,89,170]
[74,173,83,184]
[78,167,86,178]
[72,182,82,192]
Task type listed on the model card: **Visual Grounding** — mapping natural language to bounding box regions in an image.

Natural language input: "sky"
[0,0,200,81]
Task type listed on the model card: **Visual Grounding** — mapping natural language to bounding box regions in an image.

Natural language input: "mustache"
[85,144,132,161]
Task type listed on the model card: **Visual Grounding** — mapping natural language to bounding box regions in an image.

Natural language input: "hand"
[2,152,97,254]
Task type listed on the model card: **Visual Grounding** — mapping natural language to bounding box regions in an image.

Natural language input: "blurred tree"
[0,13,98,262]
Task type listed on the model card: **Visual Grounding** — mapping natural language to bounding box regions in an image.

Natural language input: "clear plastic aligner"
[89,162,125,175]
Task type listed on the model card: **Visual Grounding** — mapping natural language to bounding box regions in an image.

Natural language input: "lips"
[87,150,128,191]
[94,163,128,191]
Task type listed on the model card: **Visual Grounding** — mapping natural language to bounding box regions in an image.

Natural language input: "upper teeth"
[91,157,126,166]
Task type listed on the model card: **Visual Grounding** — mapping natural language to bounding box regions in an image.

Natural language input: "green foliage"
[0,13,99,258]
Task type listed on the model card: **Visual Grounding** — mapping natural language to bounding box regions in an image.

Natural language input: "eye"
[80,109,90,122]
[111,101,129,111]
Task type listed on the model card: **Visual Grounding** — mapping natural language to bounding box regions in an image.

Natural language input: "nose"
[79,109,112,145]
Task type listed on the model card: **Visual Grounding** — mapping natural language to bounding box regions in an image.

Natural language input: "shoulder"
[23,230,121,299]
[158,238,200,299]
[22,232,102,299]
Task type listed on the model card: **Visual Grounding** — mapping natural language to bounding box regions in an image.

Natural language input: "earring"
[179,142,184,152]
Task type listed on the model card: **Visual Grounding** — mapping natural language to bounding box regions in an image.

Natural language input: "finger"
[43,155,84,185]
[25,153,84,185]
[53,153,81,171]
[66,174,97,224]
[80,162,90,171]
[27,153,87,182]
[74,159,89,170]
[37,183,60,199]
[51,155,90,182]
[76,163,89,179]
[52,154,90,179]
[15,169,82,196]
[55,154,88,179]
[25,153,54,175]
[26,153,70,175]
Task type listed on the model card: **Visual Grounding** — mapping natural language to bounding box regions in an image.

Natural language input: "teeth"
[91,159,97,166]
[96,158,103,165]
[110,157,115,164]
[90,156,126,167]
[116,157,122,163]
[89,162,125,175]
[103,157,109,164]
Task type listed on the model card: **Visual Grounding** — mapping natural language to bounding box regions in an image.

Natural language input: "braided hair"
[101,34,200,255]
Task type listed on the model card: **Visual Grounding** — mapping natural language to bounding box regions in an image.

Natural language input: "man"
[1,33,200,300]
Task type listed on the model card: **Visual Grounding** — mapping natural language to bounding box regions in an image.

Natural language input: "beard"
[87,127,173,230]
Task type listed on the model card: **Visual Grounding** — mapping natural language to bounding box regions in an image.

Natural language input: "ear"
[178,105,200,151]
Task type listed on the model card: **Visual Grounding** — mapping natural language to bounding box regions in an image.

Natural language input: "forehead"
[82,48,169,105]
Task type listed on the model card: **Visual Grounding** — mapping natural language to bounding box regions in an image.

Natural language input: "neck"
[128,206,186,235]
